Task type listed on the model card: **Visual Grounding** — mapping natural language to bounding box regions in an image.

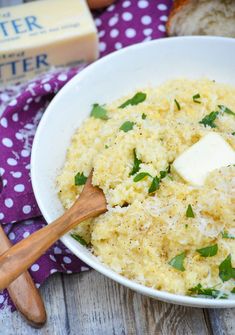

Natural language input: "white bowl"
[31,36,235,308]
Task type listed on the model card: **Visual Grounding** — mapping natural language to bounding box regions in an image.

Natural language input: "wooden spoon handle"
[0,226,46,327]
[0,184,106,291]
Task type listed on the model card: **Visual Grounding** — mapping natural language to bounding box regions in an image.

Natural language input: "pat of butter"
[0,0,99,86]
[172,132,235,186]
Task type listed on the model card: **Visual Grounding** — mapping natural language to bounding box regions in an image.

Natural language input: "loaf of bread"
[167,0,235,37]
[87,0,115,9]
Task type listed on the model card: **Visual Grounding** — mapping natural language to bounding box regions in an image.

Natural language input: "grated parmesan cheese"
[57,79,235,296]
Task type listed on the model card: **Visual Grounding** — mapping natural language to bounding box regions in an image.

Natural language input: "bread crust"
[166,0,191,36]
[87,0,115,10]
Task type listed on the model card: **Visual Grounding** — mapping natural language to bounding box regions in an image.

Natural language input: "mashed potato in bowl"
[57,78,235,298]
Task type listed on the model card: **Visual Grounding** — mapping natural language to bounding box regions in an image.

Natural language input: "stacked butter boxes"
[0,0,99,86]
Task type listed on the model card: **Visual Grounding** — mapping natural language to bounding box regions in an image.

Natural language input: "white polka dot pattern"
[23,231,30,238]
[93,0,170,59]
[0,0,171,309]
[0,117,8,128]
[14,184,25,192]
[9,232,15,240]
[122,12,133,21]
[54,246,62,254]
[5,198,13,208]
[22,205,31,214]
[2,138,13,148]
[11,171,22,178]
[63,256,72,264]
[125,28,136,38]
[31,264,39,272]
[138,0,149,8]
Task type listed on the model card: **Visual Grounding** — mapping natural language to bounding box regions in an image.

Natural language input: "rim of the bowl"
[31,36,235,308]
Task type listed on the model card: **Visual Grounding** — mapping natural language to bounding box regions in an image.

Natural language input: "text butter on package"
[0,0,99,86]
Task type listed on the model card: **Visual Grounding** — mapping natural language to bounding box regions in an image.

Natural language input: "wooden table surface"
[0,270,235,335]
[1,0,235,334]
[0,269,234,335]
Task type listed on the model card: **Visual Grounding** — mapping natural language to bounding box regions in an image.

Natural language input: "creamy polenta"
[57,79,235,298]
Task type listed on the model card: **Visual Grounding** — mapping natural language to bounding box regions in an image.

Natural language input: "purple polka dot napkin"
[0,0,172,310]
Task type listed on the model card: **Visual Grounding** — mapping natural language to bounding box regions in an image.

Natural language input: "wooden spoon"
[0,226,46,328]
[0,173,107,291]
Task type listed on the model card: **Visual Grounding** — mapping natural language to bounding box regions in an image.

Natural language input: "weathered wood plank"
[0,269,214,335]
[63,270,211,335]
[0,273,68,335]
[207,309,235,335]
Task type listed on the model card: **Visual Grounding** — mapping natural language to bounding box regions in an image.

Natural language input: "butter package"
[0,0,99,86]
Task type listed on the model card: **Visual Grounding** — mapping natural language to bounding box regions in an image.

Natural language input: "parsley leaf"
[186,204,195,218]
[133,172,152,182]
[231,287,235,293]
[160,166,171,179]
[193,93,201,104]
[132,165,170,193]
[168,252,186,271]
[232,132,235,136]
[219,254,235,282]
[160,170,168,179]
[142,113,147,119]
[74,172,87,186]
[90,104,108,120]
[71,233,88,246]
[199,111,219,128]
[119,92,147,109]
[130,149,142,176]
[120,121,134,132]
[148,176,160,194]
[188,283,228,299]
[222,231,235,239]
[218,105,235,116]
[174,99,181,111]
[196,244,218,257]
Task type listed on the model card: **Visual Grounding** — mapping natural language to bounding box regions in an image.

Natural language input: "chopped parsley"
[90,103,108,120]
[148,167,170,193]
[231,287,235,294]
[218,105,235,116]
[105,145,109,149]
[199,111,219,128]
[232,132,235,136]
[142,113,147,120]
[148,176,160,194]
[196,244,218,257]
[130,149,142,176]
[186,204,195,218]
[119,92,147,109]
[222,231,235,239]
[133,172,151,182]
[193,93,201,104]
[219,254,235,282]
[168,252,186,271]
[71,233,88,246]
[188,283,228,299]
[133,165,171,194]
[174,99,181,111]
[120,121,134,132]
[74,172,87,186]
[160,170,168,179]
